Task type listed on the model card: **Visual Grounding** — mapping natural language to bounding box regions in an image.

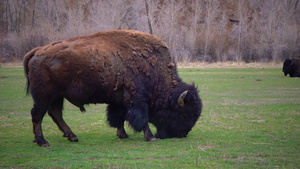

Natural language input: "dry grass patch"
[1,61,283,69]
[221,97,300,106]
[0,62,23,68]
[177,62,282,69]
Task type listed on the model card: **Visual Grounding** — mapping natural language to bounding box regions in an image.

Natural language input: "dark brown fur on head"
[283,58,300,77]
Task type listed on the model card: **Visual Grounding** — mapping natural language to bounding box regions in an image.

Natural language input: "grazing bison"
[282,58,300,77]
[24,30,202,147]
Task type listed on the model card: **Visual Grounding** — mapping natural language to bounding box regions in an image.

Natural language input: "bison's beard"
[155,129,189,139]
[155,120,194,139]
[153,115,197,139]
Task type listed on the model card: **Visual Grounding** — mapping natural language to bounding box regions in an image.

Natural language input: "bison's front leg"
[107,104,129,139]
[126,102,156,141]
[126,102,149,132]
[143,124,157,142]
[116,125,129,139]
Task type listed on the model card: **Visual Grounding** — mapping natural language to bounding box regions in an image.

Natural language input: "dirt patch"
[248,120,266,123]
[88,154,289,161]
[199,154,290,160]
[198,145,215,150]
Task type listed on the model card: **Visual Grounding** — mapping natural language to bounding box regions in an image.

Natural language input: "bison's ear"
[177,90,188,107]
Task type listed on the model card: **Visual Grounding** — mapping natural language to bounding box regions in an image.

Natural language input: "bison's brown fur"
[25,30,177,107]
[24,30,202,146]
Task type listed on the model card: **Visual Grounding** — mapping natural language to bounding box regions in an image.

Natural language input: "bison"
[23,30,202,147]
[282,58,300,77]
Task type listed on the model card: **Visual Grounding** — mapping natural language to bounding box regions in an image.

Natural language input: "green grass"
[0,66,299,168]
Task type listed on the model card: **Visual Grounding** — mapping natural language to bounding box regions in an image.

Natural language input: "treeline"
[1,0,299,63]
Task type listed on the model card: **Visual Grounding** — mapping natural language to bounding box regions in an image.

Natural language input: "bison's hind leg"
[31,103,50,147]
[107,104,129,139]
[48,97,78,142]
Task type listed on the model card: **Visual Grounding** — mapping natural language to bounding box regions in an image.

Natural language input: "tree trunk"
[31,0,36,31]
[144,0,153,34]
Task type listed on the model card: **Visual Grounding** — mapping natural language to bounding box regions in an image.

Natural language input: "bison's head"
[154,83,202,139]
[283,59,293,77]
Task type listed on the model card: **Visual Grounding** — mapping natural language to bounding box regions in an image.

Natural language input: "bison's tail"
[23,47,40,95]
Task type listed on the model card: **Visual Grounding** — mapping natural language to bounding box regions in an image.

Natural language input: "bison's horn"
[177,90,188,107]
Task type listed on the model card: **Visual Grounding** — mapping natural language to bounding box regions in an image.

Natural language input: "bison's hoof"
[150,138,157,142]
[117,133,129,139]
[68,136,79,142]
[63,133,78,142]
[147,137,157,142]
[33,138,50,147]
[40,142,50,147]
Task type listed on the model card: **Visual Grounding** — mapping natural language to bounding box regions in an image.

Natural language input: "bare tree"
[144,0,153,34]
[234,0,249,63]
[255,0,299,61]
[202,0,221,61]
[215,11,228,62]
[1,0,300,62]
[31,0,36,31]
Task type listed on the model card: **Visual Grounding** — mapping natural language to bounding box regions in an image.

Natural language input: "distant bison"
[23,30,202,147]
[282,58,300,77]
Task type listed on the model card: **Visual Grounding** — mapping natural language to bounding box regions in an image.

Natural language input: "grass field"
[0,65,299,168]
